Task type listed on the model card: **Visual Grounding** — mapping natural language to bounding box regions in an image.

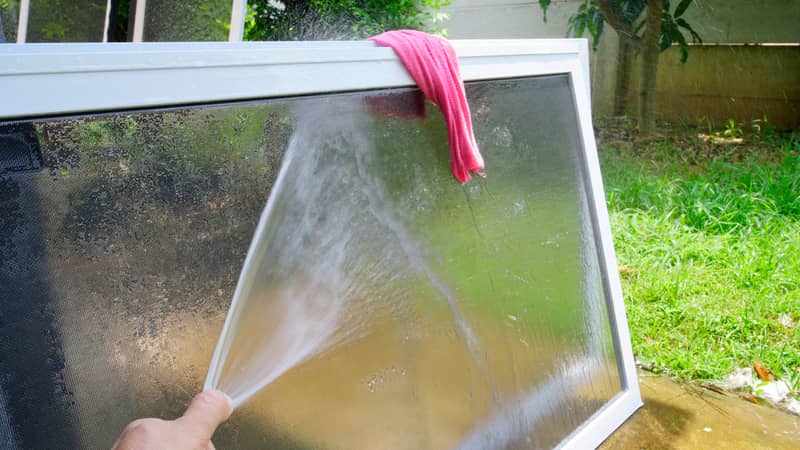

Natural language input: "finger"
[176,390,233,442]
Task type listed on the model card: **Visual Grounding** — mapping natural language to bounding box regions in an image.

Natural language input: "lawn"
[600,127,800,388]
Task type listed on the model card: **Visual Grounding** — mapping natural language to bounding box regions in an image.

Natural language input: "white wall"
[441,0,620,116]
[440,0,800,126]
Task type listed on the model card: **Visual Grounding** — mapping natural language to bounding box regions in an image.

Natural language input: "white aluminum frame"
[131,0,147,42]
[0,39,641,449]
[14,0,30,43]
[228,0,247,42]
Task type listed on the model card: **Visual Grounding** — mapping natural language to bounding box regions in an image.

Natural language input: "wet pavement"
[601,371,800,449]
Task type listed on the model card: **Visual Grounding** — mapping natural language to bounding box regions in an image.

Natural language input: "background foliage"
[244,0,450,41]
[601,126,800,384]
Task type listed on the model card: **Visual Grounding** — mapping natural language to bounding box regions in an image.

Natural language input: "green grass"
[601,133,800,386]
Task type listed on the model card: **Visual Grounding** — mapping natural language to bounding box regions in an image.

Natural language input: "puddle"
[601,371,800,449]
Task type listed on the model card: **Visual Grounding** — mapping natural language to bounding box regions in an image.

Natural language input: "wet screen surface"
[0,75,622,449]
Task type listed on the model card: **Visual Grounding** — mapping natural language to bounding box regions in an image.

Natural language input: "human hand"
[112,390,233,450]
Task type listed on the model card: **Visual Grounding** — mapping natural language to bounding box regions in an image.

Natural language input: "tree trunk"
[639,0,663,135]
[613,37,633,116]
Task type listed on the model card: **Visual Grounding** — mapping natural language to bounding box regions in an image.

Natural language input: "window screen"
[144,0,233,41]
[0,1,18,43]
[0,75,622,449]
[26,0,107,42]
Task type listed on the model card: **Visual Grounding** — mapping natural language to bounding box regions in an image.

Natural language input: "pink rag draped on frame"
[369,30,485,183]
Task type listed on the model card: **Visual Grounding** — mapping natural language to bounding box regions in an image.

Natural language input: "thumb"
[176,390,233,442]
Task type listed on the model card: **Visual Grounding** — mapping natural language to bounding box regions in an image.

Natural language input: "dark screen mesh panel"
[0,76,622,449]
[144,0,232,42]
[26,0,107,43]
[0,2,18,43]
[0,124,44,174]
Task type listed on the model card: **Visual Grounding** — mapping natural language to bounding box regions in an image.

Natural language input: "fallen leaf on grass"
[754,361,774,381]
[742,393,759,404]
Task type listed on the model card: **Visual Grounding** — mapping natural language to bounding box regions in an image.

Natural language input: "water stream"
[204,98,483,407]
[199,76,623,448]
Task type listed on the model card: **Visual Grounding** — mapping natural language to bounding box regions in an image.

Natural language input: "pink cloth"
[369,30,485,183]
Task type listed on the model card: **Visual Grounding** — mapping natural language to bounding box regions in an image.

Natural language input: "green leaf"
[575,20,586,38]
[675,0,693,18]
[621,0,648,25]
[660,19,675,51]
[672,28,688,46]
[591,8,605,51]
[567,8,588,39]
[539,0,552,22]
[679,46,688,63]
[676,18,703,44]
[586,8,596,35]
[659,33,672,51]
[672,28,689,62]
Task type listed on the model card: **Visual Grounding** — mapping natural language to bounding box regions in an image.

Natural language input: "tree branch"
[594,0,645,49]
